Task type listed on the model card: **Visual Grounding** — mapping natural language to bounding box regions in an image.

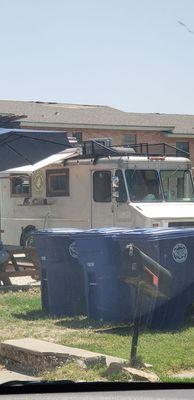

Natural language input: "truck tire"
[20,225,37,248]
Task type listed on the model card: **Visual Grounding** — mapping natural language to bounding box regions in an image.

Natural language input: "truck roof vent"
[112,146,135,154]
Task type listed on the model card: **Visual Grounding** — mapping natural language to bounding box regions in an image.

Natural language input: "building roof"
[0,99,194,135]
[124,112,194,136]
[0,100,136,129]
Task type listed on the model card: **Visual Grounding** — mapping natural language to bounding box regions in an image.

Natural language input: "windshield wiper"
[0,379,75,387]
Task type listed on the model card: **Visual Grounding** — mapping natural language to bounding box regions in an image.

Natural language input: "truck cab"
[75,154,194,229]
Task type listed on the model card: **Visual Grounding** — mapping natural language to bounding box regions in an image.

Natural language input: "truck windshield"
[125,169,162,202]
[160,170,194,202]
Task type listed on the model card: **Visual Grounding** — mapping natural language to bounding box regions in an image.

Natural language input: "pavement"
[171,370,194,379]
[0,369,40,384]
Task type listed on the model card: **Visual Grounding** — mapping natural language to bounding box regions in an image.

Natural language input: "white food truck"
[0,139,194,246]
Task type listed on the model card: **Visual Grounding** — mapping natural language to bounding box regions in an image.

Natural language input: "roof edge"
[20,121,174,132]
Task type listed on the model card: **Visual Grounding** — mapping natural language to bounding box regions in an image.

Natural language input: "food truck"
[0,140,194,246]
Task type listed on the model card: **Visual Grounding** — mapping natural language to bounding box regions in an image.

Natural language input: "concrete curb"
[0,338,127,374]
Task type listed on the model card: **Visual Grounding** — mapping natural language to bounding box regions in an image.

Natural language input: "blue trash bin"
[34,229,86,317]
[34,226,194,329]
[142,228,194,330]
[76,227,194,329]
[75,228,137,322]
[116,227,194,330]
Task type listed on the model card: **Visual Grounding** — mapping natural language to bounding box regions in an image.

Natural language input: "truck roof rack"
[117,142,190,158]
[77,140,190,160]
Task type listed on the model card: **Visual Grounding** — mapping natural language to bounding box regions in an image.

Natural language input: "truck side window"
[93,171,111,202]
[160,170,194,201]
[115,170,127,202]
[11,175,31,197]
[46,168,69,197]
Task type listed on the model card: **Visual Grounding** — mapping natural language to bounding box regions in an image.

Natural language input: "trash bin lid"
[34,228,85,237]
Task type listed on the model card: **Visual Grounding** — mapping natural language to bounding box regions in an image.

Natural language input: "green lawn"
[0,287,194,382]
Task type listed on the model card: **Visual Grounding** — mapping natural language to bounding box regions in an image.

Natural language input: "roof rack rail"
[78,140,190,159]
[83,140,120,157]
[115,142,190,158]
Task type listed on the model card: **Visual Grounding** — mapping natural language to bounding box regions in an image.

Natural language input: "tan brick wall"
[22,124,194,169]
[67,128,167,146]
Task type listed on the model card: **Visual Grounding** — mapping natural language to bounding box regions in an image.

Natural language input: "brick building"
[0,99,194,166]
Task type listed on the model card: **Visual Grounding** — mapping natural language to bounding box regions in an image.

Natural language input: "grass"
[0,287,194,382]
[42,362,108,382]
[42,362,132,382]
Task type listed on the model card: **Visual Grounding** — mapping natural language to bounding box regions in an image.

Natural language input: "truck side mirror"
[112,191,119,198]
[112,176,119,198]
[112,176,119,188]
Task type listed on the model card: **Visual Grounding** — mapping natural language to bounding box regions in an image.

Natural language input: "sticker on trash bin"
[69,241,78,258]
[172,243,188,263]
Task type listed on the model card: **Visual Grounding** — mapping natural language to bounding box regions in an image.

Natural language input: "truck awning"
[0,147,80,176]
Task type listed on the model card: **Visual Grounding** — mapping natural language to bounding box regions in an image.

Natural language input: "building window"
[93,171,111,202]
[73,132,83,144]
[46,168,69,197]
[10,175,31,197]
[176,141,189,157]
[122,134,136,145]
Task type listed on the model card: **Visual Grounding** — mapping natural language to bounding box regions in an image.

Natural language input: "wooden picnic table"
[0,245,40,286]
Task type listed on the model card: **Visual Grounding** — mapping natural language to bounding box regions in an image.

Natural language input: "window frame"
[10,174,32,198]
[73,132,83,144]
[46,168,70,197]
[176,141,189,157]
[122,133,137,145]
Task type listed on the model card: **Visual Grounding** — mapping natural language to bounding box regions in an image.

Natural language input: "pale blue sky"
[1,0,194,114]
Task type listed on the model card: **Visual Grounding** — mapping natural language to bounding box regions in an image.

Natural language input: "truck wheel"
[25,233,35,248]
[20,225,37,248]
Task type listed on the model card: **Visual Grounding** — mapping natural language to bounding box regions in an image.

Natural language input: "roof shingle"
[0,100,194,135]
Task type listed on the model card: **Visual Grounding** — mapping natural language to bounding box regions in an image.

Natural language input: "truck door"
[114,169,131,227]
[91,170,114,228]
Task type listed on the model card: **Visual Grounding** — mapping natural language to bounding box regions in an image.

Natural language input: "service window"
[10,175,31,197]
[46,168,69,197]
[93,171,111,202]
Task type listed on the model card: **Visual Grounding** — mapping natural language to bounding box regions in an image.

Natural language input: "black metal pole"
[130,282,143,367]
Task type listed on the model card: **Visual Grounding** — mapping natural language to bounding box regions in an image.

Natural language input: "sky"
[0,0,194,114]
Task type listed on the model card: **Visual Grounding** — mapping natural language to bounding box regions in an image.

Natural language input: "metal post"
[130,282,143,367]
